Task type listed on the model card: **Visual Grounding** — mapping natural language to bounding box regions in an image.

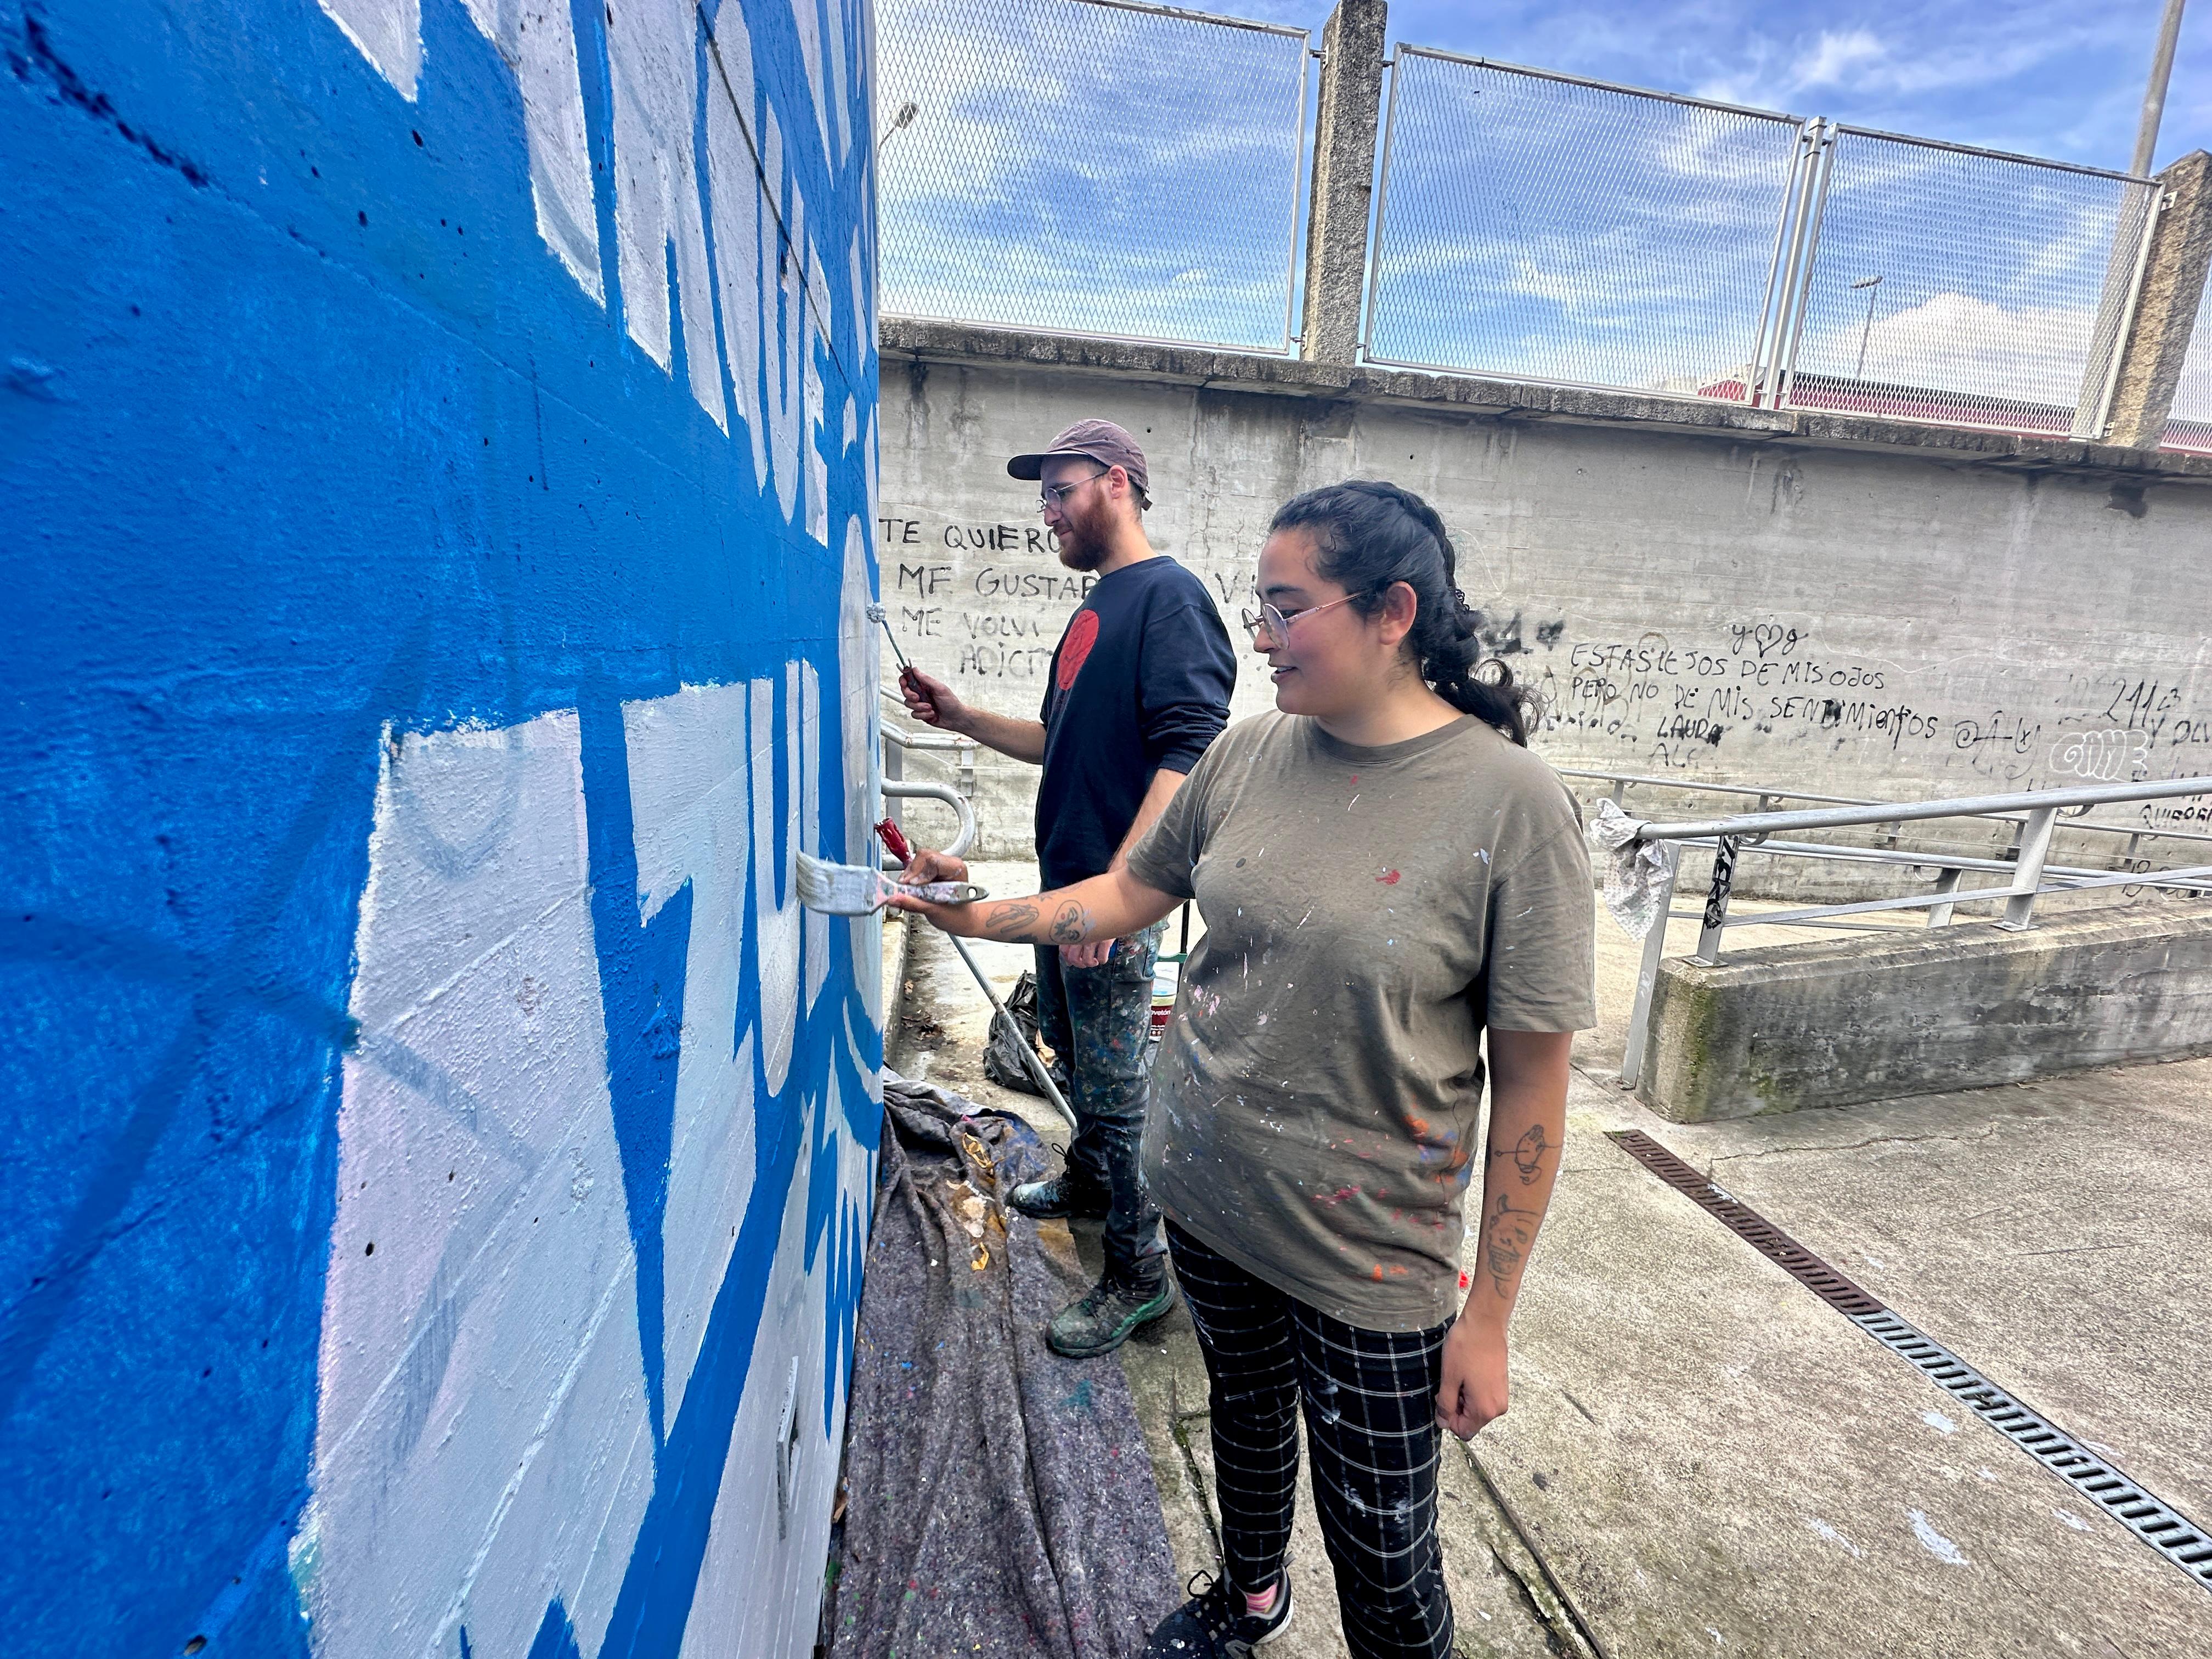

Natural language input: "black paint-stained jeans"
[1032,922,1166,1275]
[1166,1220,1456,1659]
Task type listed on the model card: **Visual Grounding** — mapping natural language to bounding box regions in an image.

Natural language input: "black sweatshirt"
[1034,556,1237,890]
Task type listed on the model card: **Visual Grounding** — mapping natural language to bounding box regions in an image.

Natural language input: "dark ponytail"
[1268,480,1539,746]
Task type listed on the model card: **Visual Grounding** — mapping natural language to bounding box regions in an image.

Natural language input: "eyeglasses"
[1239,591,1359,645]
[1037,467,1108,515]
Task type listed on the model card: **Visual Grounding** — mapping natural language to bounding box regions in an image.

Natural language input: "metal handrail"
[878,699,980,857]
[1622,776,2212,842]
[1561,765,1885,809]
[1559,765,2212,850]
[879,697,979,802]
[1709,836,2212,886]
[881,715,966,752]
[883,781,976,859]
[1613,774,2212,1091]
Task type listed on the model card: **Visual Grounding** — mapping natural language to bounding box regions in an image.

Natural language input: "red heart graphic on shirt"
[1056,608,1100,691]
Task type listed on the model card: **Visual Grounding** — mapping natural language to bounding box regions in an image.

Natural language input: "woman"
[893,481,1595,1659]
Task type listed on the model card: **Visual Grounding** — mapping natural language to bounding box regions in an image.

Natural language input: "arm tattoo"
[1480,1190,1541,1299]
[1487,1124,1552,1186]
[1047,900,1087,945]
[980,901,1041,942]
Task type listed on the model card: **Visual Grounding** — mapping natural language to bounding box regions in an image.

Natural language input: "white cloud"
[1798,289,2102,409]
[874,0,1310,347]
[1792,27,1888,90]
[1674,3,2126,148]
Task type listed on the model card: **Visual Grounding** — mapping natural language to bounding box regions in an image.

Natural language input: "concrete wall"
[1637,903,2212,1120]
[877,328,2212,870]
[3,3,878,1656]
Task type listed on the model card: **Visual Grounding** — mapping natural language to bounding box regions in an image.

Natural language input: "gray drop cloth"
[830,1075,1180,1659]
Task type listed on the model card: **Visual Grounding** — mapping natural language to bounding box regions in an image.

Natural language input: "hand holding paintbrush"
[794,850,988,917]
[868,602,966,731]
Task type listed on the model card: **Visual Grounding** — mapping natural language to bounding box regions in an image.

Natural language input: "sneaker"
[1045,1265,1176,1358]
[1007,1171,1110,1220]
[1143,1570,1293,1657]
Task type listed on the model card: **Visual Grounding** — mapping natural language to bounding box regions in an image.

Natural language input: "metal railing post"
[2001,808,2058,930]
[1748,120,1819,407]
[1690,836,1739,964]
[1927,866,1962,926]
[1775,121,1838,409]
[1359,43,1407,364]
[1618,841,1681,1090]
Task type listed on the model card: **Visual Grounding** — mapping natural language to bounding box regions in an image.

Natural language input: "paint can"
[1147,959,1178,1045]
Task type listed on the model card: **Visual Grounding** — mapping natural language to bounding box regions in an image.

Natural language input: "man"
[899,420,1235,1357]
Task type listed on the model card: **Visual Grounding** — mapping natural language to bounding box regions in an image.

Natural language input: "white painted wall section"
[317,0,422,98]
[705,2,771,483]
[622,682,758,1431]
[462,0,604,298]
[305,713,652,1659]
[752,663,820,1096]
[608,0,725,421]
[838,516,884,1029]
[677,1068,870,1659]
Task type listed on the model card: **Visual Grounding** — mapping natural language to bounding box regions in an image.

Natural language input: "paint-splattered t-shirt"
[1126,710,1596,1330]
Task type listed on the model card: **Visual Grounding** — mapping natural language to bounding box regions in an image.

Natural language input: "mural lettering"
[3,0,881,1652]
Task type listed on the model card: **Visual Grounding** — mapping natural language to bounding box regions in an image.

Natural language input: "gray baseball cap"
[1006,419,1150,498]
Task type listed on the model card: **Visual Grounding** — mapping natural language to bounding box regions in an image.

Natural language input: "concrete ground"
[882,865,2212,1657]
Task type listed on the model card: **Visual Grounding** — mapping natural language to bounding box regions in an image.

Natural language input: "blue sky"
[876,0,2212,426]
[1240,0,2207,173]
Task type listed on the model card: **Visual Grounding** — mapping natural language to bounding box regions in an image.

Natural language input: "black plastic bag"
[983,969,1047,1096]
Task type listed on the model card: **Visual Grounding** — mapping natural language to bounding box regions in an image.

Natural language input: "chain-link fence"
[1363,52,1807,394]
[875,0,1310,352]
[875,10,2184,444]
[2164,276,2212,453]
[1364,54,2160,440]
[1785,131,2157,436]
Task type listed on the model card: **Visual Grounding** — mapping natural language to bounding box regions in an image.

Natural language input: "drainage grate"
[1607,1128,2212,1594]
[1606,1131,1886,1317]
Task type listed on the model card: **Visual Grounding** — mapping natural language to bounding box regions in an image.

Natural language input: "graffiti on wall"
[869,482,2210,864]
[1,0,878,1655]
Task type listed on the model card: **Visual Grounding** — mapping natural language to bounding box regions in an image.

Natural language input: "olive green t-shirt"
[1127,710,1596,1330]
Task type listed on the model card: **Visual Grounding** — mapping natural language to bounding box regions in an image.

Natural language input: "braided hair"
[1268,480,1538,746]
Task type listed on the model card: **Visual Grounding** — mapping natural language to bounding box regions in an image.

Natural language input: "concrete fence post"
[1297,0,1388,365]
[2103,149,2212,449]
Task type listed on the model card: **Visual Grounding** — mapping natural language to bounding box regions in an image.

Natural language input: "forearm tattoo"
[1487,1123,1553,1186]
[1047,900,1088,945]
[980,901,1041,942]
[1479,1190,1541,1300]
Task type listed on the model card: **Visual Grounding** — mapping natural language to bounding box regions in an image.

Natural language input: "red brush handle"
[875,817,912,865]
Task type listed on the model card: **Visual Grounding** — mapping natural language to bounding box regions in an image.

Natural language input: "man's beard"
[1053,504,1109,572]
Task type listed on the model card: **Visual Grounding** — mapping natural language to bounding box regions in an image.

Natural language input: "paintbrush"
[795,850,987,916]
[865,601,917,679]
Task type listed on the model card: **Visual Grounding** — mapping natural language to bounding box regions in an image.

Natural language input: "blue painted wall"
[1,0,881,1653]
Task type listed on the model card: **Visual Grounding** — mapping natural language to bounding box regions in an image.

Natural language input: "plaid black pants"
[1165,1221,1455,1659]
